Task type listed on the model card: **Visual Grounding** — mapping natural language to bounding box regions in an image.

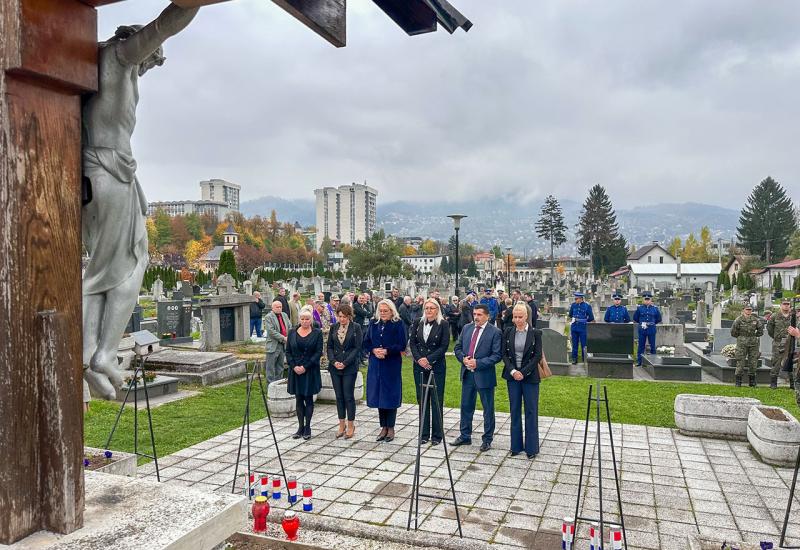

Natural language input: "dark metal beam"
[272,0,346,48]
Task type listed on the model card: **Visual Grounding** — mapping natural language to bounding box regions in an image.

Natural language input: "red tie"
[467,325,482,357]
[277,314,287,337]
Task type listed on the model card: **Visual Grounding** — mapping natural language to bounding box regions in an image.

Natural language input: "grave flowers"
[656,346,675,356]
[721,344,737,358]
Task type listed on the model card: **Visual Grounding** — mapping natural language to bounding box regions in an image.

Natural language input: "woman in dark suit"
[409,298,450,445]
[327,303,363,440]
[286,308,323,441]
[363,299,408,443]
[502,303,542,458]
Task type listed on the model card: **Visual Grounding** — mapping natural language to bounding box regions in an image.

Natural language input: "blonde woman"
[409,298,450,445]
[363,299,407,442]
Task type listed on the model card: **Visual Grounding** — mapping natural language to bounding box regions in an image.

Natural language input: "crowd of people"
[251,286,544,458]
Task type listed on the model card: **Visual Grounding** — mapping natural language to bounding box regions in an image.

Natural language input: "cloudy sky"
[98,0,800,209]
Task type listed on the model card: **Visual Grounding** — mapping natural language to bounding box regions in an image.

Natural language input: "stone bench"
[674,394,762,440]
[747,405,800,467]
[318,370,365,403]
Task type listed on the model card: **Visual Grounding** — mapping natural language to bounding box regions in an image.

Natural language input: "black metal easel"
[779,436,800,548]
[572,384,627,550]
[230,361,289,499]
[407,369,463,537]
[105,354,160,481]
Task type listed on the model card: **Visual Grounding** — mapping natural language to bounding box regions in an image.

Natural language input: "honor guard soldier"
[633,292,661,366]
[568,292,594,364]
[731,303,764,387]
[767,298,793,389]
[604,293,631,323]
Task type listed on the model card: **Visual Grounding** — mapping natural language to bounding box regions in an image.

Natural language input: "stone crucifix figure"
[82,3,200,400]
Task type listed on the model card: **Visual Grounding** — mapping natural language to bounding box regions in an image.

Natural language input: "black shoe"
[376,428,387,442]
[749,375,756,388]
[735,375,742,387]
[770,376,778,390]
[570,358,577,365]
[451,436,471,447]
[384,429,395,443]
[510,451,521,457]
[431,439,441,446]
[292,429,303,440]
[420,437,429,445]
[527,453,538,459]
[479,442,491,452]
[302,426,311,440]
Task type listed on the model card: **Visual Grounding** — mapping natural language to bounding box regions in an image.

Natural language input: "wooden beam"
[0,0,90,543]
[272,0,346,48]
[371,0,437,36]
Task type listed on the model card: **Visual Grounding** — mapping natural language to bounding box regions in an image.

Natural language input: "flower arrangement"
[656,346,675,356]
[721,344,737,358]
[124,371,156,386]
[83,450,114,470]
[160,332,176,340]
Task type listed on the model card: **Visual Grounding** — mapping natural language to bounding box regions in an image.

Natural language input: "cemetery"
[2,1,800,550]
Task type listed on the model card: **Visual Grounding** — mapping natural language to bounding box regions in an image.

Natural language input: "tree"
[185,236,213,269]
[346,230,403,284]
[576,185,624,276]
[789,229,800,259]
[153,208,173,250]
[236,243,269,272]
[440,255,451,274]
[184,213,203,240]
[737,177,797,262]
[774,274,783,292]
[667,237,682,258]
[402,245,417,256]
[466,257,478,277]
[319,235,334,255]
[217,249,237,278]
[420,239,437,255]
[536,195,568,282]
[490,245,502,259]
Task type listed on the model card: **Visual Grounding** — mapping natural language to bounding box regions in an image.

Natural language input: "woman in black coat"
[409,298,451,445]
[502,303,542,458]
[327,303,363,440]
[286,309,323,440]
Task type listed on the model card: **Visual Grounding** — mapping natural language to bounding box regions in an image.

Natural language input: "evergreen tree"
[535,195,568,282]
[466,257,478,277]
[731,272,738,288]
[737,177,797,262]
[153,208,173,250]
[773,274,783,292]
[217,249,237,278]
[346,230,403,285]
[576,184,624,276]
[440,255,450,274]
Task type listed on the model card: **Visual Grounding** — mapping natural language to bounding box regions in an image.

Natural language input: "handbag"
[538,353,552,379]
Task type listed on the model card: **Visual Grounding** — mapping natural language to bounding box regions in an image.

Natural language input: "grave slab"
[145,349,247,385]
[642,355,702,381]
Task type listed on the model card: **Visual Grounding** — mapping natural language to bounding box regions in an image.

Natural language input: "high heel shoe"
[345,421,355,439]
[335,419,346,439]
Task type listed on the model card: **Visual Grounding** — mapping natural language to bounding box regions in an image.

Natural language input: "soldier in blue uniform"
[568,292,595,364]
[632,292,662,366]
[604,293,630,323]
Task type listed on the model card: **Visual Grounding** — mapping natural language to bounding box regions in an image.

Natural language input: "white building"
[402,255,445,273]
[314,183,377,249]
[627,242,675,265]
[200,179,241,212]
[628,262,721,289]
[147,199,230,220]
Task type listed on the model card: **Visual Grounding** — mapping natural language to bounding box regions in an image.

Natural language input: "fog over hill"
[240,196,739,255]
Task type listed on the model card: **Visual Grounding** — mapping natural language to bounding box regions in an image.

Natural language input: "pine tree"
[217,249,237,278]
[466,257,478,277]
[737,177,797,262]
[576,185,624,276]
[440,255,450,274]
[535,195,568,282]
[731,272,738,288]
[773,274,783,292]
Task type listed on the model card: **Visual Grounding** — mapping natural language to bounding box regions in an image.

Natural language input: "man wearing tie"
[265,300,291,383]
[451,304,502,452]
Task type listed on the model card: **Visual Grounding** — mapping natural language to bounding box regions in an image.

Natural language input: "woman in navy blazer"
[409,298,450,445]
[502,303,542,458]
[327,303,363,440]
[286,308,323,441]
[363,298,408,443]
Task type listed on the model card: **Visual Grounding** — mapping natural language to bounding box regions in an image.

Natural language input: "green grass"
[85,355,800,460]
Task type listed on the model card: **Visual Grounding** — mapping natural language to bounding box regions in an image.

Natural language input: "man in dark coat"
[452,304,502,452]
[249,291,266,337]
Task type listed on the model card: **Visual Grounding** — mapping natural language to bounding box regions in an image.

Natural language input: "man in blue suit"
[604,293,631,323]
[452,304,503,452]
[633,291,662,366]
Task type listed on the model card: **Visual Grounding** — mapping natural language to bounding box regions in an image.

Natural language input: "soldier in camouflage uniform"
[731,303,764,387]
[767,298,793,389]
[790,324,800,407]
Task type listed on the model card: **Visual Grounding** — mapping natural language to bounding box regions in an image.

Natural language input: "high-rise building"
[200,179,241,212]
[314,183,377,249]
[147,199,230,220]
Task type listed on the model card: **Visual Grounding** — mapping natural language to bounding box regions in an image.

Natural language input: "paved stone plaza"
[137,403,800,549]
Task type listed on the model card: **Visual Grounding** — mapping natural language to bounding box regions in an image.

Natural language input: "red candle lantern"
[252,496,269,533]
[282,510,300,541]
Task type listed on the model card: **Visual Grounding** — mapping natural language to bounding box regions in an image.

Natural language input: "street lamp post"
[448,215,467,298]
[505,246,512,291]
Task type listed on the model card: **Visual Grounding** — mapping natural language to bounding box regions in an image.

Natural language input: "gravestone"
[712,328,735,352]
[152,278,164,301]
[180,280,193,299]
[711,303,723,330]
[541,328,569,375]
[157,300,192,339]
[696,300,707,328]
[217,273,236,295]
[586,323,634,378]
[219,307,236,342]
[125,304,143,334]
[243,280,253,296]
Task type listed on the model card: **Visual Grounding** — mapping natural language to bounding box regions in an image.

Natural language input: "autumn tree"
[185,236,213,269]
[236,243,269,272]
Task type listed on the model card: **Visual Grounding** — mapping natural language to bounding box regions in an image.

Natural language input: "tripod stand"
[572,383,627,550]
[105,354,160,481]
[407,369,463,537]
[230,361,289,499]
[779,445,800,547]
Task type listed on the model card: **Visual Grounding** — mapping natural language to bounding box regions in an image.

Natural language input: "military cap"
[642,291,653,298]
[782,297,792,304]
[574,292,584,298]
[744,303,753,310]
[612,293,623,299]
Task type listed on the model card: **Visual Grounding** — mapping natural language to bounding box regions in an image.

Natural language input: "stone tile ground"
[138,403,800,549]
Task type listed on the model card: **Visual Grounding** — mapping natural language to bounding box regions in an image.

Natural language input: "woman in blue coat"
[363,298,408,443]
[286,308,323,440]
